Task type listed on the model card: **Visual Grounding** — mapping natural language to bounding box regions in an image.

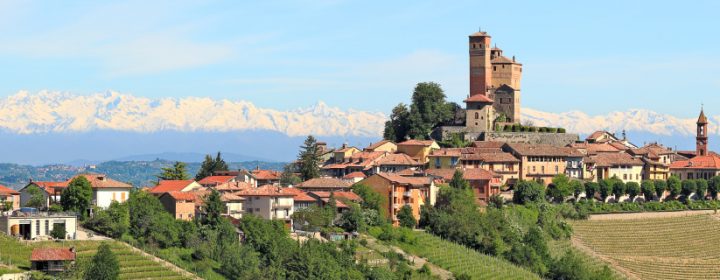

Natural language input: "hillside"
[0,160,285,189]
[0,235,194,279]
[571,213,720,280]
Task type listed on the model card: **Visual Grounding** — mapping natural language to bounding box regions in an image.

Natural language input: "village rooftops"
[150,180,198,194]
[342,172,367,180]
[71,174,132,189]
[214,181,253,192]
[310,191,362,202]
[365,140,394,150]
[506,143,583,157]
[26,181,67,193]
[670,154,720,170]
[0,184,19,195]
[235,185,295,197]
[426,168,499,181]
[585,153,644,167]
[198,176,236,185]
[31,248,75,262]
[374,153,422,166]
[296,177,352,190]
[471,141,506,149]
[460,151,519,163]
[569,142,622,155]
[397,139,437,147]
[430,148,462,157]
[251,169,281,180]
[282,187,317,202]
[375,172,432,187]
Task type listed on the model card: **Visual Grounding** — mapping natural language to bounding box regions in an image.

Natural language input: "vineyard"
[0,235,194,279]
[394,231,541,280]
[571,214,720,280]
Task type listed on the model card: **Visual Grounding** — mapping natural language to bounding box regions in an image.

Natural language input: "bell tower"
[697,107,709,156]
[469,31,492,97]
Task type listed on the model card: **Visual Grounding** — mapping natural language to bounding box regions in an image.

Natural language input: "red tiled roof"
[586,131,611,141]
[342,172,367,179]
[366,140,395,151]
[471,141,506,149]
[0,184,19,195]
[570,142,622,155]
[31,248,75,261]
[221,192,245,202]
[311,191,362,202]
[283,188,318,202]
[426,168,498,181]
[235,185,296,197]
[430,148,462,157]
[460,151,519,163]
[464,94,494,103]
[608,142,629,150]
[214,181,253,192]
[397,139,436,147]
[29,181,68,193]
[198,176,235,185]
[297,177,352,189]
[69,174,132,189]
[586,153,644,167]
[150,180,196,194]
[164,191,199,202]
[507,143,583,157]
[670,154,720,170]
[374,153,421,166]
[374,173,432,187]
[251,169,281,180]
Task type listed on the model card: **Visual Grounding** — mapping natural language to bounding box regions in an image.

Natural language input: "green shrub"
[557,128,566,133]
[548,128,558,133]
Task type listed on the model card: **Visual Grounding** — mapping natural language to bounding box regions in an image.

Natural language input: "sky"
[0,0,718,118]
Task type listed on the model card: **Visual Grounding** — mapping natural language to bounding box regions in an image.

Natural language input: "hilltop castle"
[465,30,523,133]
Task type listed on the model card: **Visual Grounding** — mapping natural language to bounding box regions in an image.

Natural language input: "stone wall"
[483,132,579,146]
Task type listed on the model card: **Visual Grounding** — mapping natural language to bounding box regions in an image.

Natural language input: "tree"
[338,203,364,232]
[61,176,93,217]
[383,103,411,142]
[24,185,47,209]
[450,170,469,190]
[279,164,302,187]
[513,181,545,204]
[293,205,333,232]
[352,184,385,217]
[681,179,697,199]
[626,182,640,201]
[220,244,261,280]
[438,132,470,148]
[710,176,720,200]
[654,180,668,200]
[571,180,584,200]
[641,180,656,201]
[84,201,129,238]
[668,176,682,199]
[696,179,709,200]
[85,243,119,280]
[488,194,504,209]
[201,190,226,228]
[584,182,599,201]
[297,135,321,181]
[397,205,416,228]
[598,179,614,201]
[612,180,626,202]
[50,224,66,239]
[195,152,229,180]
[406,82,453,139]
[128,190,180,248]
[157,161,189,181]
[546,175,572,202]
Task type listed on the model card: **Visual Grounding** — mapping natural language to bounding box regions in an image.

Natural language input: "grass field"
[0,234,194,279]
[393,231,541,280]
[571,214,720,280]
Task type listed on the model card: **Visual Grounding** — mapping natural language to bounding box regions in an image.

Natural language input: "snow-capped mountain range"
[0,91,386,137]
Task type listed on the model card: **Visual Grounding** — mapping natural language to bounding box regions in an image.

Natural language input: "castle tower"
[697,108,709,156]
[469,31,492,97]
[489,46,522,124]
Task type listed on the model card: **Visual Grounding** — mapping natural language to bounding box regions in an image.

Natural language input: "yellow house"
[584,153,644,183]
[460,151,521,186]
[333,145,360,163]
[505,143,583,185]
[397,140,440,164]
[428,148,461,169]
[357,173,436,226]
[365,140,397,153]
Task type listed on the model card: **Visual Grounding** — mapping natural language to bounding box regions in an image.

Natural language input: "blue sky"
[0,0,717,117]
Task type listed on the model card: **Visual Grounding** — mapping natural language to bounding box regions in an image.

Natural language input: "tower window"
[493,66,496,71]
[475,112,479,119]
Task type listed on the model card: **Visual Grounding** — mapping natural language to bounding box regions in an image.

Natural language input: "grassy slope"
[0,235,192,279]
[571,214,720,280]
[393,231,541,280]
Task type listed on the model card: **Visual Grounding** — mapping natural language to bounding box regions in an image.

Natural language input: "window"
[555,166,559,173]
[493,66,497,71]
[112,192,116,201]
[45,220,49,235]
[474,112,479,119]
[36,220,40,236]
[623,174,627,180]
[121,192,126,202]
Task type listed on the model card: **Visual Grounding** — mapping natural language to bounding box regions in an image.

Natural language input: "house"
[198,175,237,188]
[283,187,319,211]
[459,149,520,186]
[0,184,20,211]
[158,191,205,221]
[428,148,462,169]
[628,144,673,180]
[364,140,397,153]
[585,130,638,149]
[370,153,423,174]
[235,185,295,223]
[19,181,66,208]
[569,142,623,156]
[342,172,367,184]
[296,177,353,192]
[251,169,282,186]
[426,168,501,204]
[149,180,204,195]
[221,193,245,219]
[396,140,440,163]
[30,248,75,273]
[505,143,584,185]
[213,181,253,193]
[0,210,77,240]
[322,151,387,177]
[357,173,436,226]
[333,145,361,163]
[584,153,644,183]
[72,174,132,209]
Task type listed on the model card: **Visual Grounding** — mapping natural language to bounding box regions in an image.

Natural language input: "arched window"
[474,112,479,119]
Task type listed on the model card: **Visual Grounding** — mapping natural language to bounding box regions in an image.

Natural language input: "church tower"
[697,108,709,156]
[469,31,492,97]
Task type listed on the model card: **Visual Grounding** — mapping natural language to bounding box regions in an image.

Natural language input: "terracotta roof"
[283,188,318,202]
[471,141,506,149]
[311,191,362,202]
[336,147,358,153]
[460,151,519,162]
[30,181,67,193]
[251,169,281,180]
[506,143,583,157]
[397,139,437,147]
[213,181,253,192]
[221,192,245,202]
[608,142,629,150]
[463,94,494,103]
[426,168,498,181]
[375,153,421,166]
[670,154,720,170]
[198,176,236,185]
[491,55,518,64]
[150,180,197,194]
[342,172,367,179]
[366,140,395,150]
[586,153,644,167]
[569,142,622,155]
[586,131,612,141]
[640,143,674,155]
[235,185,295,197]
[698,109,708,124]
[31,248,75,261]
[164,191,199,202]
[297,177,352,189]
[0,184,19,195]
[70,174,132,189]
[430,148,462,157]
[374,173,432,187]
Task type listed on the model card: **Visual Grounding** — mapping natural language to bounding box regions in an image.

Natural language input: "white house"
[0,210,77,240]
[236,185,294,224]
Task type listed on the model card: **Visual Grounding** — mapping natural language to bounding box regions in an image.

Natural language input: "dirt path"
[364,236,453,280]
[588,210,718,221]
[570,237,639,280]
